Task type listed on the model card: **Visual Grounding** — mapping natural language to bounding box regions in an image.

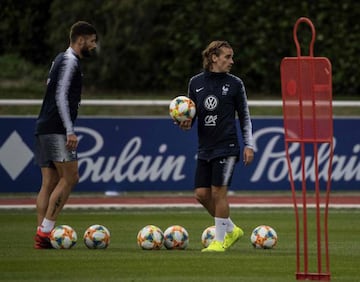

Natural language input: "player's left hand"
[243,147,254,165]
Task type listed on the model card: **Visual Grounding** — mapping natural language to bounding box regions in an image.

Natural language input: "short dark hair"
[70,21,97,43]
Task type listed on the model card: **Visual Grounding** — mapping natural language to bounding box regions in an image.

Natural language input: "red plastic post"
[280,17,333,281]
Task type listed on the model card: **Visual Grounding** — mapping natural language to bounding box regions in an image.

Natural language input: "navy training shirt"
[35,47,82,136]
[188,71,254,161]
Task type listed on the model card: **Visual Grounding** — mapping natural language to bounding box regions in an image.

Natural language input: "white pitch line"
[0,203,359,209]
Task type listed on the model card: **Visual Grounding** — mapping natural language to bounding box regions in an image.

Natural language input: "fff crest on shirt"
[222,84,230,95]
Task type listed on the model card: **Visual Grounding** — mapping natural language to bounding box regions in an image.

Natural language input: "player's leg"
[211,184,230,243]
[35,162,78,249]
[195,187,215,216]
[36,167,59,226]
[194,158,224,252]
[45,160,79,221]
[34,134,78,249]
[211,184,230,218]
[214,156,244,250]
[203,156,243,252]
[34,135,59,248]
[201,158,228,252]
[201,184,228,252]
[34,167,60,249]
[212,156,234,243]
[194,158,215,216]
[212,182,244,249]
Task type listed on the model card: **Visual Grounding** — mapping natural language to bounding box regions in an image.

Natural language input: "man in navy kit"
[33,21,97,248]
[179,41,254,252]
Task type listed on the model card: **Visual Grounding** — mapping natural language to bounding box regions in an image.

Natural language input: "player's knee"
[194,193,203,204]
[211,186,227,200]
[42,178,58,191]
[194,189,210,204]
[65,172,79,187]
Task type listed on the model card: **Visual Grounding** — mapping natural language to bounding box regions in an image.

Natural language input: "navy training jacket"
[188,71,254,161]
[35,47,82,136]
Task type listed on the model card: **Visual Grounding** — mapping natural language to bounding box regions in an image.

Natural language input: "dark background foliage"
[0,0,359,96]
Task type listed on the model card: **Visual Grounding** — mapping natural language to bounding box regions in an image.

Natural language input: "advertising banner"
[0,117,359,192]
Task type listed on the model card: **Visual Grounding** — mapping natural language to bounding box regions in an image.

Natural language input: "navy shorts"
[194,156,237,188]
[34,134,77,168]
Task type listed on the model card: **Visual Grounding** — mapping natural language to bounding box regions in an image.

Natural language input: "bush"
[1,0,359,96]
[0,54,45,80]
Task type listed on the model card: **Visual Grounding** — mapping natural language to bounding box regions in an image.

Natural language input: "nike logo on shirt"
[195,87,204,93]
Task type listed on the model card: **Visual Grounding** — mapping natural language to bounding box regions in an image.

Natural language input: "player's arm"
[55,56,78,150]
[235,80,254,165]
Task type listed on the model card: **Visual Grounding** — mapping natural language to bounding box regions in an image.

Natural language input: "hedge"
[0,0,359,96]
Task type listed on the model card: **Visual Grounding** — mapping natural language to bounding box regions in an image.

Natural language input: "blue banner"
[0,116,359,192]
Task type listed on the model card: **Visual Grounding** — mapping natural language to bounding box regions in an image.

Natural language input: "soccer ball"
[137,225,164,250]
[250,225,278,249]
[201,225,215,248]
[83,224,111,249]
[50,225,77,249]
[169,96,196,122]
[163,225,189,250]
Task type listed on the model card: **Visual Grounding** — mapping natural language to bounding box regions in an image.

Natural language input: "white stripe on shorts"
[222,156,236,186]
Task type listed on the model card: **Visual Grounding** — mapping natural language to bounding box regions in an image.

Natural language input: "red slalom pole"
[280,17,333,280]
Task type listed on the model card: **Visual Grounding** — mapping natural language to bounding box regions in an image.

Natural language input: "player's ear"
[77,36,85,46]
[211,53,218,63]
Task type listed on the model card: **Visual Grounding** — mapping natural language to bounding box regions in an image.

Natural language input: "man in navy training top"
[34,21,98,249]
[178,40,254,252]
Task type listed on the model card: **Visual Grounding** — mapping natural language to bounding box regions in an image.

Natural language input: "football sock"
[39,218,55,233]
[214,217,227,242]
[226,217,235,233]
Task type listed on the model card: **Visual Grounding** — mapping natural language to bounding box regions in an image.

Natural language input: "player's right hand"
[178,119,192,130]
[243,147,254,165]
[66,134,78,150]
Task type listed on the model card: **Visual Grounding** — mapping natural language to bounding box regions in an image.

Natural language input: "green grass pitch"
[0,208,358,281]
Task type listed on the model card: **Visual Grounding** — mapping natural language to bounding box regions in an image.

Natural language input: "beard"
[81,47,96,58]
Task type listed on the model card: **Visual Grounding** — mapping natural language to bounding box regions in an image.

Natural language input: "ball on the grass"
[250,225,278,249]
[201,225,215,248]
[137,225,164,250]
[50,225,77,249]
[163,225,189,250]
[83,224,111,249]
